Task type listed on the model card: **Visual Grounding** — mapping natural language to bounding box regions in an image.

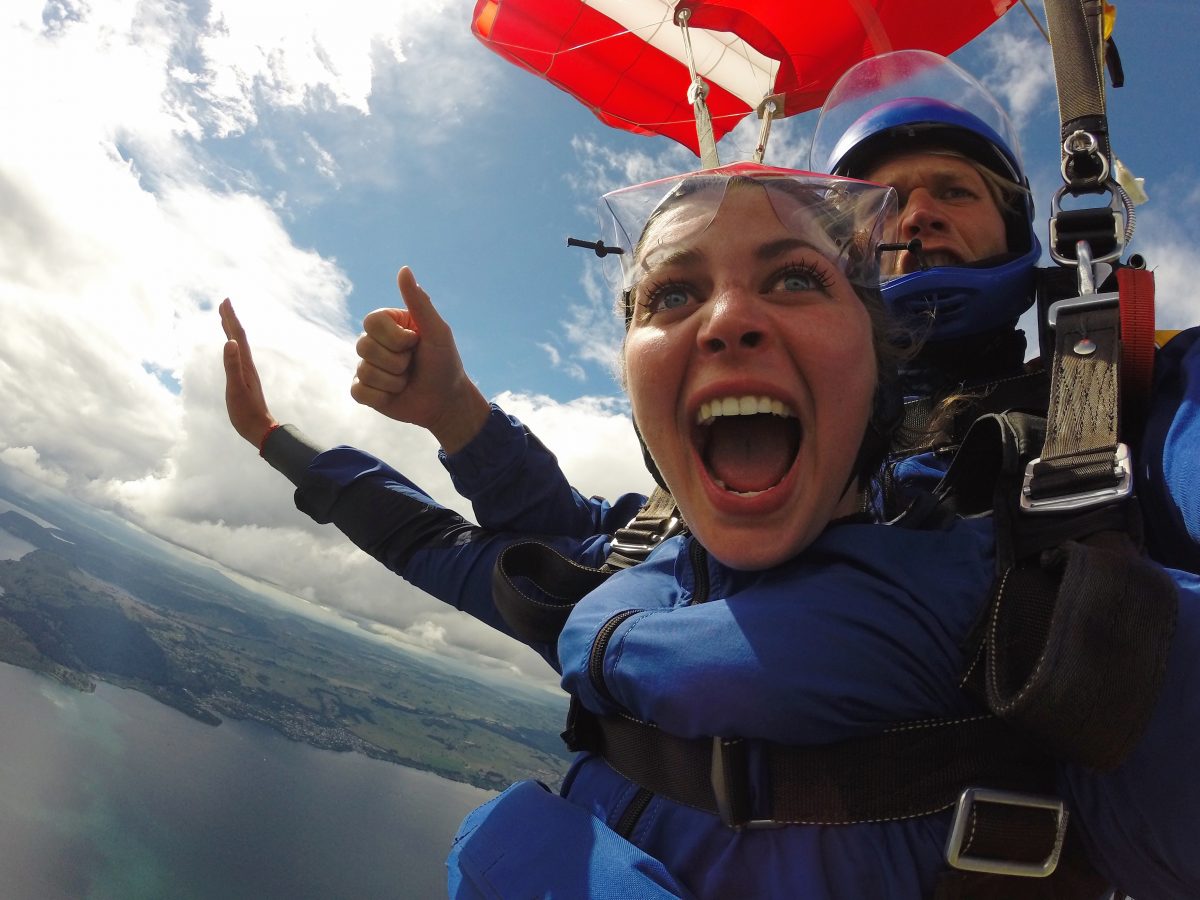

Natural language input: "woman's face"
[623,182,878,570]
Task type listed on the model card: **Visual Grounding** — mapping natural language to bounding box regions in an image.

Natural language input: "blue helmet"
[812,52,1042,341]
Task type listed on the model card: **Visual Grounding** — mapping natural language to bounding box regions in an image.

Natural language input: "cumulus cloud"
[0,0,618,682]
[976,29,1055,134]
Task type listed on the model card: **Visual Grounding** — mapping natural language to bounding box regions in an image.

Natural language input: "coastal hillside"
[0,488,571,793]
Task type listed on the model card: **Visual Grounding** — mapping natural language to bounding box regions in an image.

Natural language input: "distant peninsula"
[0,506,571,792]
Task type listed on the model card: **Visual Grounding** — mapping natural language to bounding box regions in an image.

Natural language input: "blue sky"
[2,0,1198,683]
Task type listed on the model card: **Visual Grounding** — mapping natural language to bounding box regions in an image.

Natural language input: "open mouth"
[695,396,801,496]
[901,248,962,273]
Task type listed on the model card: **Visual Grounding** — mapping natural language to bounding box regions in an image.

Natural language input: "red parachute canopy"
[472,0,1018,156]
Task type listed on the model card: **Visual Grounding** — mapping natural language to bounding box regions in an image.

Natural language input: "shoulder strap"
[944,248,1178,772]
[491,487,685,644]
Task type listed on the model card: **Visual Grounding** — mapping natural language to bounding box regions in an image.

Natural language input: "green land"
[0,495,572,792]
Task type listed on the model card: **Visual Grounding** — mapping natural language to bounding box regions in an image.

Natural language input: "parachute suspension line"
[1018,0,1051,43]
[752,97,780,164]
[674,7,720,169]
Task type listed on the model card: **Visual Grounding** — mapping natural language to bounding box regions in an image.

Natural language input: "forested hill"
[0,495,571,792]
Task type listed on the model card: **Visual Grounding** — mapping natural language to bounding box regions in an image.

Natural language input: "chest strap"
[575,710,1053,830]
[569,706,1105,893]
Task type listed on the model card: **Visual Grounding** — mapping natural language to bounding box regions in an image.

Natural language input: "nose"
[697,285,766,354]
[898,189,945,238]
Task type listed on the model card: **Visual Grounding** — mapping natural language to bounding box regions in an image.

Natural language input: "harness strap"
[1026,300,1122,502]
[1042,0,1111,188]
[492,542,611,646]
[492,488,684,644]
[981,521,1179,771]
[586,711,1055,829]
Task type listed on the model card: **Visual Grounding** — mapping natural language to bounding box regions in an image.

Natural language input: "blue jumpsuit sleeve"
[1140,327,1200,573]
[438,404,647,536]
[1059,567,1200,900]
[559,522,996,743]
[261,425,611,670]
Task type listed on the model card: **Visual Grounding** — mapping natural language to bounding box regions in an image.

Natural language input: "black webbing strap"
[589,712,1054,829]
[491,489,685,644]
[967,277,1179,772]
[492,542,612,645]
[983,517,1179,771]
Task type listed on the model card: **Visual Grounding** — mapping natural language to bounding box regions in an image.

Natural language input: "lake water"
[0,661,497,899]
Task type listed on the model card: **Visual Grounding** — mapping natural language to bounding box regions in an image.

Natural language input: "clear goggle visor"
[599,164,897,301]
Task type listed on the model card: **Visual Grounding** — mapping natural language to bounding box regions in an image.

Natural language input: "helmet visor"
[811,49,1024,183]
[600,163,896,302]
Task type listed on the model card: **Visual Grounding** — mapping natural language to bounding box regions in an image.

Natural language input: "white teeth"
[711,477,766,497]
[696,395,796,425]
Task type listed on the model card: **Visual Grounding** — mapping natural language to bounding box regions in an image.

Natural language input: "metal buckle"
[945,788,1068,878]
[1048,183,1125,267]
[710,738,781,831]
[1020,443,1133,513]
[1045,290,1119,329]
[608,515,684,560]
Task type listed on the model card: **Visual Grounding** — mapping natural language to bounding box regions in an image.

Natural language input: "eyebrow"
[756,236,825,260]
[894,170,979,195]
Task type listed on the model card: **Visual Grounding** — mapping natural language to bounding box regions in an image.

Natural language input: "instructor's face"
[866,152,1008,275]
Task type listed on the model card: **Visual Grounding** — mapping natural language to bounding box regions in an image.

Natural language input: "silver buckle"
[1045,289,1119,329]
[1020,443,1133,513]
[609,515,683,560]
[945,788,1067,878]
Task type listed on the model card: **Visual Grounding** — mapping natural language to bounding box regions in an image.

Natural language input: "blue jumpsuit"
[260,329,1200,897]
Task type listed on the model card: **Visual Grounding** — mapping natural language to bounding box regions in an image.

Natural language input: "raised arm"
[351,267,644,536]
[220,299,610,668]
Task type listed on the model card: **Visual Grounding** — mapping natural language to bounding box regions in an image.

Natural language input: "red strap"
[1117,267,1155,410]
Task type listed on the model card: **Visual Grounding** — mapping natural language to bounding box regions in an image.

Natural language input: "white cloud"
[976,29,1055,134]
[0,447,69,491]
[194,0,450,133]
[493,391,654,506]
[0,0,598,681]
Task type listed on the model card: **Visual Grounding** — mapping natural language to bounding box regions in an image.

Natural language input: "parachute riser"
[674,7,720,169]
[1041,0,1136,282]
[753,96,783,164]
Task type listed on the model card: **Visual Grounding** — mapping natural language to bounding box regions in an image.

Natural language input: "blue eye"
[941,185,977,201]
[782,271,817,291]
[775,263,833,293]
[640,281,692,316]
[659,286,689,308]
